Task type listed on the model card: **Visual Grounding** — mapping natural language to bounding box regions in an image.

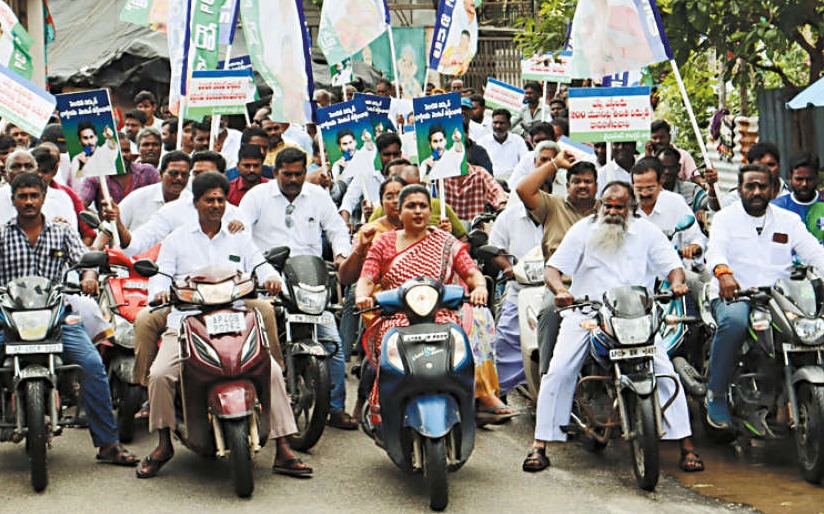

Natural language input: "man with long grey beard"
[522,181,702,473]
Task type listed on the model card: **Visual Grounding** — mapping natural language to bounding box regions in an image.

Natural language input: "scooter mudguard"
[792,366,824,386]
[208,380,256,419]
[110,354,137,384]
[403,394,460,439]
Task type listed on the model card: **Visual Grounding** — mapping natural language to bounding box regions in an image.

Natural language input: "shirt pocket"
[768,240,791,267]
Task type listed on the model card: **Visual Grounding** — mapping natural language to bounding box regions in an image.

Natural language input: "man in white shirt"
[522,182,700,473]
[705,164,824,429]
[239,147,358,429]
[507,124,561,194]
[460,97,490,141]
[477,109,528,181]
[0,150,76,226]
[134,90,165,131]
[136,171,312,479]
[488,197,544,397]
[596,141,636,197]
[114,151,192,231]
[630,157,708,296]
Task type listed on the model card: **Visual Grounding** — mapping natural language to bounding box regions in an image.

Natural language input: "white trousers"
[534,309,692,442]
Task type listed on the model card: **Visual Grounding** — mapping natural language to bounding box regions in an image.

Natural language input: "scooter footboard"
[404,394,460,438]
[208,380,257,419]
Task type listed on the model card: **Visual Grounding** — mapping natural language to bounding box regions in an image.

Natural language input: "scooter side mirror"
[264,246,291,270]
[77,251,109,268]
[674,214,696,232]
[478,245,505,258]
[79,210,101,229]
[133,259,159,278]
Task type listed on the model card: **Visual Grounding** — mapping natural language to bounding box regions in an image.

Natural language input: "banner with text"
[521,51,572,83]
[317,96,376,182]
[568,86,651,143]
[186,69,257,119]
[413,92,467,180]
[483,78,524,114]
[0,65,55,137]
[55,89,126,177]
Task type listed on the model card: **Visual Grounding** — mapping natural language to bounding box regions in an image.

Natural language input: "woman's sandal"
[272,457,313,478]
[679,449,705,472]
[135,453,173,478]
[96,443,139,467]
[522,447,549,473]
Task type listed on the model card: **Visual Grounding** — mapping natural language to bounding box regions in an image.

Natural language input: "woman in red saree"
[355,184,516,425]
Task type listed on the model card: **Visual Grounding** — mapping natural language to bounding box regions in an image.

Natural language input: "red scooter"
[133,260,273,498]
[95,245,160,442]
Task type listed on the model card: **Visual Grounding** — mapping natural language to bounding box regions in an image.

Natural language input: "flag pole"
[316,125,330,178]
[541,80,548,122]
[210,42,235,150]
[668,58,721,197]
[438,178,446,220]
[386,24,401,99]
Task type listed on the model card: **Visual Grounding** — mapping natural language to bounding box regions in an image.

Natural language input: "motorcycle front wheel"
[25,380,48,492]
[288,355,331,451]
[423,436,449,511]
[224,418,254,498]
[795,383,824,484]
[625,393,659,491]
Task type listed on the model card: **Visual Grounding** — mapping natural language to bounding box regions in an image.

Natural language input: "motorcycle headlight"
[294,284,327,315]
[240,329,258,364]
[112,313,135,348]
[383,332,403,372]
[11,310,52,341]
[404,284,439,317]
[195,281,236,305]
[794,318,824,344]
[522,261,544,285]
[450,327,469,369]
[610,315,653,346]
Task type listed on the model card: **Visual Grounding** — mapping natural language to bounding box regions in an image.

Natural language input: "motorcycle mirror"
[133,259,160,278]
[477,244,505,258]
[467,229,488,249]
[79,210,101,229]
[264,246,291,269]
[674,214,695,232]
[78,251,109,268]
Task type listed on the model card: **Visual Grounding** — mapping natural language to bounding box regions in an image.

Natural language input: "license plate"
[205,312,245,335]
[783,343,823,353]
[609,345,656,360]
[5,343,63,355]
[287,313,334,325]
[122,280,147,290]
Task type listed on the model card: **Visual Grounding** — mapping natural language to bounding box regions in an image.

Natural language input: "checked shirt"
[0,217,86,286]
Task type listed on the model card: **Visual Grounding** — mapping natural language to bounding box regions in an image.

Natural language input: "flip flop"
[135,454,173,478]
[679,449,705,472]
[96,443,139,467]
[272,457,313,478]
[477,404,518,425]
[522,448,549,472]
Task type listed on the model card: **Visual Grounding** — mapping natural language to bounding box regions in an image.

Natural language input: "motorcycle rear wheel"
[224,419,254,498]
[25,380,48,492]
[423,436,449,511]
[795,383,824,484]
[288,355,331,451]
[117,383,144,443]
[626,394,659,491]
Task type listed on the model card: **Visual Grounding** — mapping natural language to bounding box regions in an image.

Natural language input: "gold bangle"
[549,158,557,171]
[714,265,733,279]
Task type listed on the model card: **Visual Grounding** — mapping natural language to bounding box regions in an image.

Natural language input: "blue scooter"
[361,277,475,511]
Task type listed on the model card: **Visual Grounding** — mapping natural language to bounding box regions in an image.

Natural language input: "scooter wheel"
[224,419,254,498]
[423,437,448,511]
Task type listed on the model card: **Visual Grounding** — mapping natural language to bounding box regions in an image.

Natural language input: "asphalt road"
[0,375,765,514]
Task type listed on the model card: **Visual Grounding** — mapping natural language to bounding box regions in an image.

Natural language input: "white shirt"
[638,189,707,252]
[507,150,567,196]
[118,182,171,231]
[468,120,490,142]
[239,181,351,259]
[476,131,529,181]
[0,184,77,228]
[339,168,383,216]
[149,221,279,330]
[596,161,632,198]
[706,202,824,298]
[283,125,314,156]
[489,201,544,297]
[125,190,245,256]
[548,216,682,299]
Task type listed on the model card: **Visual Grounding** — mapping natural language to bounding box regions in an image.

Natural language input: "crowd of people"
[0,78,822,485]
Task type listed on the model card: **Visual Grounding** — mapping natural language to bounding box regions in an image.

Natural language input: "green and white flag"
[189,0,226,71]
[0,3,33,79]
[318,0,387,67]
[119,0,169,31]
[240,0,313,123]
